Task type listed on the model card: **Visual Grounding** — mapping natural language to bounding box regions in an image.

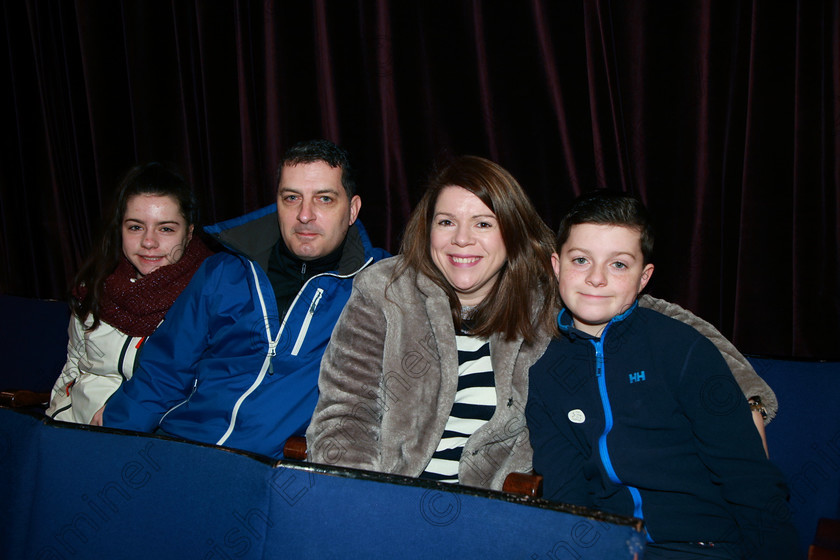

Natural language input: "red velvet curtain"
[2,0,838,359]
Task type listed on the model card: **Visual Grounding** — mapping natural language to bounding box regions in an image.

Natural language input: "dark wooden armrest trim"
[809,518,840,559]
[282,438,542,497]
[503,472,543,498]
[808,546,840,560]
[0,390,50,409]
[283,435,308,460]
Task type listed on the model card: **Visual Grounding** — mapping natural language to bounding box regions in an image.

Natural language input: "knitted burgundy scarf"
[76,237,214,337]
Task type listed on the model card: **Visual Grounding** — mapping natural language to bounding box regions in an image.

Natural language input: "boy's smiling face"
[553,223,654,337]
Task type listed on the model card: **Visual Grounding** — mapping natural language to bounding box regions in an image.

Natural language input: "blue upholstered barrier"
[2,296,838,558]
[0,408,645,560]
[747,357,840,557]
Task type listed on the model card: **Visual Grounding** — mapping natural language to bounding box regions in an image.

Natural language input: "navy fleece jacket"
[527,303,797,556]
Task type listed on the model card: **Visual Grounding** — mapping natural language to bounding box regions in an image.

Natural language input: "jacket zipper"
[591,325,651,541]
[217,262,280,445]
[281,256,374,357]
[217,257,375,445]
[291,288,323,356]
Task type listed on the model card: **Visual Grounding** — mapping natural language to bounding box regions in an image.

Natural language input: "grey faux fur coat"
[307,257,547,490]
[306,257,777,491]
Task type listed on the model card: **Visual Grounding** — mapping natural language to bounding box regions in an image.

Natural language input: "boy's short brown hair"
[556,190,654,264]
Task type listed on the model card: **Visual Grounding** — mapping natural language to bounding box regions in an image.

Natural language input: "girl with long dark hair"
[46,162,213,424]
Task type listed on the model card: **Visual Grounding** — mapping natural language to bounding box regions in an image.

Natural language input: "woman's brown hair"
[394,155,559,343]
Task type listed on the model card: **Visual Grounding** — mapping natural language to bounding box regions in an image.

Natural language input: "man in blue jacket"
[100,140,389,458]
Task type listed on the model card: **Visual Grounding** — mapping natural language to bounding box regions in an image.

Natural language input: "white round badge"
[567,409,586,424]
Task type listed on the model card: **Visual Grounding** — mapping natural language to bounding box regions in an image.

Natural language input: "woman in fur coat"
[306,156,774,490]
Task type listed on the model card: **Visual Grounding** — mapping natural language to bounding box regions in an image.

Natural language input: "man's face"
[553,223,654,337]
[276,161,361,261]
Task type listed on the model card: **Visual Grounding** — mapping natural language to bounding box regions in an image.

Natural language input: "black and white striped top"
[421,334,496,484]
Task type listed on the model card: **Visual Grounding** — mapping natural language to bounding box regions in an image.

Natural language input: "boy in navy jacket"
[526,191,797,559]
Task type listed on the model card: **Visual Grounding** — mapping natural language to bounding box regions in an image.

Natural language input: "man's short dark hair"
[275,139,356,198]
[556,190,655,264]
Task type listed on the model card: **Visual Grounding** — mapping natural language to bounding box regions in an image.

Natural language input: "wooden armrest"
[283,435,308,460]
[0,390,50,409]
[809,546,840,560]
[503,471,543,498]
[809,518,840,559]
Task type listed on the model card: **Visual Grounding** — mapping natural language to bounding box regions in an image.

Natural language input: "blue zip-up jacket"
[104,204,389,458]
[526,303,797,557]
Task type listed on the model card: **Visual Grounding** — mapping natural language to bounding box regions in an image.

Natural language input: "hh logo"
[629,371,646,384]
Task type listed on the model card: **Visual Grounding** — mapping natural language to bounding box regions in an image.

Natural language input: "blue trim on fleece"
[558,300,652,541]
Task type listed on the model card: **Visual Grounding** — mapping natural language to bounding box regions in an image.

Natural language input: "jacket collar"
[204,203,374,275]
[557,300,639,341]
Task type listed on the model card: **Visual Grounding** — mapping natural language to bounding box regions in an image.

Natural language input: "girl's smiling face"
[122,194,193,277]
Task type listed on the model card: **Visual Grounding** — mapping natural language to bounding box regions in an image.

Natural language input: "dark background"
[2,1,838,359]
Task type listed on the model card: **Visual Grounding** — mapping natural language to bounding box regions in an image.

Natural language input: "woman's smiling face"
[429,186,507,306]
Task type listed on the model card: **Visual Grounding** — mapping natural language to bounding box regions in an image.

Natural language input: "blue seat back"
[0,294,70,392]
[749,356,840,556]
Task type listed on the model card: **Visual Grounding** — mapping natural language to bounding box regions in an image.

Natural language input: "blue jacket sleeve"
[678,337,798,556]
[103,257,220,431]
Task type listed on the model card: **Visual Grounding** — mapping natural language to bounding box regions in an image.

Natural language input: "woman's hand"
[90,406,105,426]
[751,408,769,458]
